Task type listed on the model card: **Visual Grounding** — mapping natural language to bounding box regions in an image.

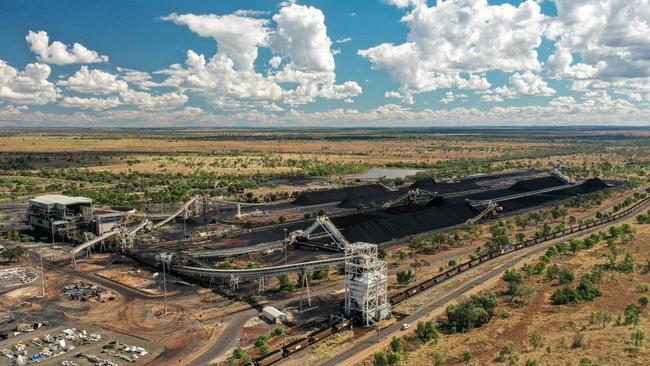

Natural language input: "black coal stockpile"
[337,187,407,209]
[408,179,481,194]
[497,177,611,212]
[580,178,609,192]
[293,184,393,206]
[426,196,450,207]
[462,169,542,183]
[508,176,565,192]
[331,203,477,243]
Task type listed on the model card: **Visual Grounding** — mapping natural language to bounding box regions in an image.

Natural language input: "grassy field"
[360,215,650,366]
[1,128,649,207]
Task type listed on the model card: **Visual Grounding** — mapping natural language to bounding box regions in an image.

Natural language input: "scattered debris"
[76,352,118,366]
[1,328,104,364]
[15,321,48,333]
[62,281,115,302]
[0,267,38,285]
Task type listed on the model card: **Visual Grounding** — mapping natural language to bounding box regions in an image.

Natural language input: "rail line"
[387,194,649,305]
[244,194,650,366]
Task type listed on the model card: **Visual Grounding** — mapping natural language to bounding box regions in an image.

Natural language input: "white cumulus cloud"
[58,66,128,94]
[360,0,546,95]
[0,59,58,104]
[61,96,121,111]
[26,31,108,65]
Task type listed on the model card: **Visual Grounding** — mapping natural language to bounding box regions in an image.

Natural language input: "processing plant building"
[27,195,94,242]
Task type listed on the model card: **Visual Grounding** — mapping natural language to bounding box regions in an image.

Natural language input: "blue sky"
[0,0,649,126]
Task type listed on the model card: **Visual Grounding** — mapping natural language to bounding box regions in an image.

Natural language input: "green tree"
[569,239,581,255]
[390,336,404,353]
[373,352,388,366]
[396,269,415,285]
[502,269,523,296]
[387,352,401,366]
[415,320,440,343]
[278,275,295,292]
[558,268,575,285]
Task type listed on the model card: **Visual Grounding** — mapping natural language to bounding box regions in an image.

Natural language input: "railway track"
[251,195,650,366]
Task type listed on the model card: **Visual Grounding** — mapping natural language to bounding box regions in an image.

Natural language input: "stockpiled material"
[293,184,393,206]
[331,203,477,243]
[462,169,542,183]
[408,179,480,194]
[426,196,450,207]
[337,188,407,209]
[508,176,565,192]
[580,178,609,192]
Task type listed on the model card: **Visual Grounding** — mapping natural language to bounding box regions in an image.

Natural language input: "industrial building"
[28,195,93,242]
[27,194,126,243]
[262,306,286,324]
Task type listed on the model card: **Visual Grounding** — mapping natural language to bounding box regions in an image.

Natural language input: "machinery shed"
[262,306,286,324]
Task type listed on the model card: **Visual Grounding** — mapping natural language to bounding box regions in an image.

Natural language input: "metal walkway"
[172,257,344,278]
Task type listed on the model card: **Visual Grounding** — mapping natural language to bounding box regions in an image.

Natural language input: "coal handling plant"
[27,194,129,243]
[102,168,616,297]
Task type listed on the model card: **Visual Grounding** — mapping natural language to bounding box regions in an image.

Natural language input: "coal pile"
[580,178,609,192]
[462,169,542,183]
[494,178,612,212]
[509,176,565,192]
[426,196,450,207]
[337,188,407,209]
[331,203,477,243]
[293,184,393,206]
[408,179,481,194]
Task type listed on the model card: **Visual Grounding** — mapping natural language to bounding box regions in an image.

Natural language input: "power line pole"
[162,259,168,315]
[39,240,45,297]
[283,228,288,265]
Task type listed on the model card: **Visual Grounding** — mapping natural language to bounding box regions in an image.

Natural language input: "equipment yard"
[0,128,649,365]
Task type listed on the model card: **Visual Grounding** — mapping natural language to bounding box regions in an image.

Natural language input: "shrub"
[497,341,516,363]
[373,352,388,366]
[396,269,415,285]
[390,337,404,353]
[558,268,575,285]
[624,303,643,326]
[576,278,601,301]
[233,347,245,359]
[444,293,497,333]
[415,320,440,343]
[552,287,579,305]
[387,352,400,366]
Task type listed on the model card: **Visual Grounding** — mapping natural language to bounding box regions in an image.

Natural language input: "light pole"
[162,257,168,316]
[283,228,288,265]
[40,229,46,297]
[183,210,187,240]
